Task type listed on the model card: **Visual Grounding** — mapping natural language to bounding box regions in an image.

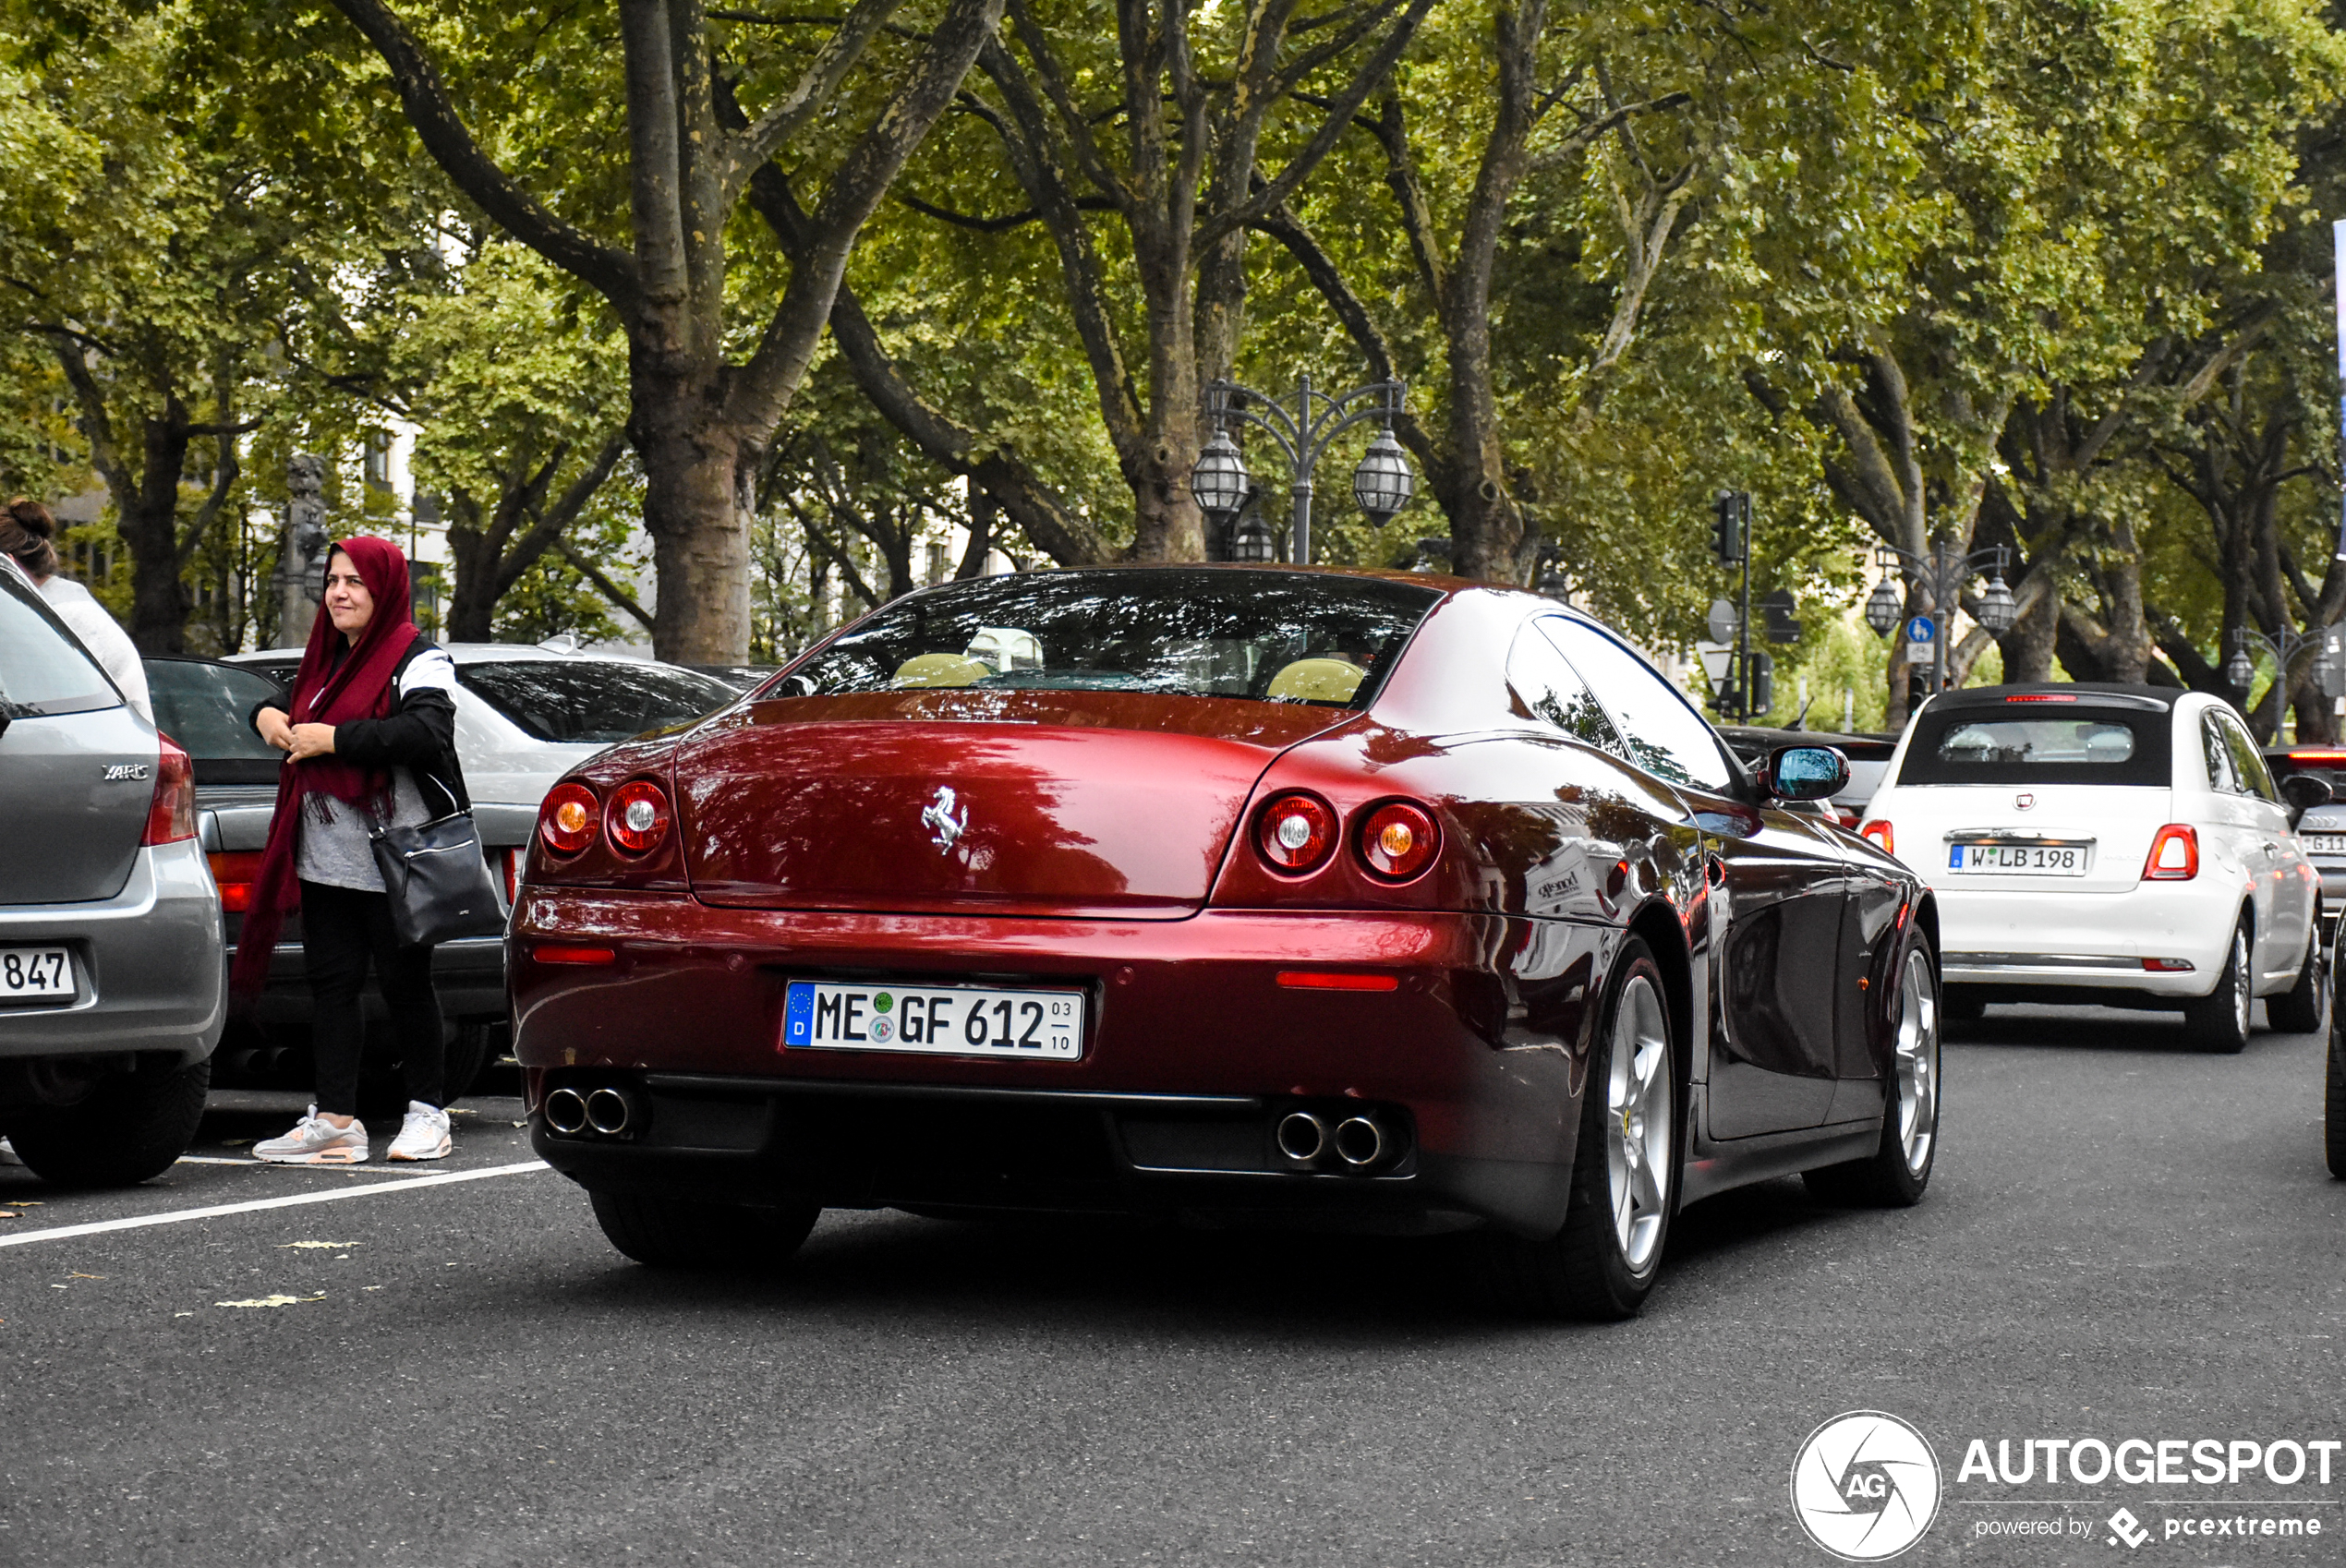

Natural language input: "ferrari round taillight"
[605,780,672,856]
[1358,800,1439,881]
[1255,791,1336,874]
[539,782,599,857]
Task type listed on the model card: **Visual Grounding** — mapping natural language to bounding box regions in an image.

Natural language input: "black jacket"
[249,633,472,812]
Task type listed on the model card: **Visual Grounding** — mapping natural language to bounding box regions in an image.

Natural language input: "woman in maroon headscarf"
[239,537,471,1164]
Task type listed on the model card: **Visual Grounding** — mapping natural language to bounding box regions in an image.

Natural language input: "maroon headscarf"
[230,537,419,997]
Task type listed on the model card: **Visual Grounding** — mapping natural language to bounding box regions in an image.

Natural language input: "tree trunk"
[120,411,196,654]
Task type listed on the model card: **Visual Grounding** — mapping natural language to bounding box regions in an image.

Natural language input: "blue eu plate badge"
[783,983,816,1047]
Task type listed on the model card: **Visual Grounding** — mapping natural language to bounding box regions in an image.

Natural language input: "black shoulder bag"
[369,772,508,947]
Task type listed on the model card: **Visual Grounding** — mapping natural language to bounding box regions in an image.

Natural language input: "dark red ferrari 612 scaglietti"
[510,565,1939,1318]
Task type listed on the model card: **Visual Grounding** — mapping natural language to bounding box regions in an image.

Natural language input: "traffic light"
[1748,650,1774,716]
[1712,491,1748,567]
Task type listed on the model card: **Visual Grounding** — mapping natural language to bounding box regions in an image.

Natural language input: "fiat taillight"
[1357,800,1439,881]
[1858,819,1894,855]
[141,734,195,846]
[605,780,672,856]
[1255,791,1336,874]
[539,782,599,856]
[2144,824,2199,880]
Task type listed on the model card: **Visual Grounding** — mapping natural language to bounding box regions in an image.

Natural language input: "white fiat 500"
[1859,684,2328,1051]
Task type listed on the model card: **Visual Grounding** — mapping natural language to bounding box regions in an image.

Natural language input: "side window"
[1542,619,1736,791]
[2200,714,2237,793]
[1506,621,1621,750]
[2221,716,2279,803]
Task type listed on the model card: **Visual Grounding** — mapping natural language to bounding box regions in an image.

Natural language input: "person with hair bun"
[0,497,151,723]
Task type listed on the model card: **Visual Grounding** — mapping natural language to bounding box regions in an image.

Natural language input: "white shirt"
[38,575,152,724]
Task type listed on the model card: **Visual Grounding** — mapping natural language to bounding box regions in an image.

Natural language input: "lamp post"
[1862,539,2019,696]
[2225,624,2324,739]
[1190,375,1414,563]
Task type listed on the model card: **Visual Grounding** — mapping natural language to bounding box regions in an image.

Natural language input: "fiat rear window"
[778,569,1440,708]
[1898,708,2171,786]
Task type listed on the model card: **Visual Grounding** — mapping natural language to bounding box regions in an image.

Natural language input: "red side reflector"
[2003,693,2077,703]
[533,945,617,966]
[207,850,263,912]
[1276,971,1400,992]
[2142,958,2196,972]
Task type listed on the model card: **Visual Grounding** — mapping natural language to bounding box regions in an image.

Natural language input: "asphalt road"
[0,1005,2338,1568]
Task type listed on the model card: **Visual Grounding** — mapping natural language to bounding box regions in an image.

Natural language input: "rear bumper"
[0,840,225,1066]
[1932,878,2238,995]
[509,890,1610,1236]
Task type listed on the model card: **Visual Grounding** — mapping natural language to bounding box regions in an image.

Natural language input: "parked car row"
[1,552,749,1186]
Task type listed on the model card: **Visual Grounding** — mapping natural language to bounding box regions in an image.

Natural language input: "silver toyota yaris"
[0,554,224,1185]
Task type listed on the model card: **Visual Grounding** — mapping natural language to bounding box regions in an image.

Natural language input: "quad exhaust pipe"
[1333,1115,1386,1168]
[1276,1111,1328,1164]
[542,1083,642,1140]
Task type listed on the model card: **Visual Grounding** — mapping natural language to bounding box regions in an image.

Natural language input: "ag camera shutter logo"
[1791,1411,1942,1561]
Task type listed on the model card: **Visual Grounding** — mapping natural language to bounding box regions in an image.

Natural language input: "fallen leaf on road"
[67,1272,103,1279]
[214,1294,327,1309]
[277,1241,356,1249]
[174,1311,193,1318]
[0,1212,18,1219]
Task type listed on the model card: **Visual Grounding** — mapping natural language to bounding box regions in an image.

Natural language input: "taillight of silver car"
[2143,824,2199,880]
[142,734,196,846]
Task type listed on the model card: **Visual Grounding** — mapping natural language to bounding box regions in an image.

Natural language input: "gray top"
[292,645,462,895]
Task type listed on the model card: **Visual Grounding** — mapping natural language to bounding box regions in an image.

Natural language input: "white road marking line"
[0,1161,550,1248]
[173,1155,437,1175]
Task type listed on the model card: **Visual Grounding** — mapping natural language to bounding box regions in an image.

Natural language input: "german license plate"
[2302,834,2346,855]
[0,947,73,1003]
[1949,842,2088,875]
[781,980,1083,1059]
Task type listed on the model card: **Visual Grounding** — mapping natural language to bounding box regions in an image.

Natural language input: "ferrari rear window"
[778,569,1440,708]
[1898,708,2171,786]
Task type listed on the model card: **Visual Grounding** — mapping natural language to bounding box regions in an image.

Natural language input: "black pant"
[300,879,443,1116]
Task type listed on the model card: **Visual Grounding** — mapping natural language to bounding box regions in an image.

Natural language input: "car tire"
[2327,1011,2346,1180]
[1805,940,1941,1208]
[1494,938,1677,1321]
[2267,927,2328,1035]
[2183,914,2255,1055]
[587,1188,821,1272]
[440,1021,497,1104]
[7,1057,212,1188]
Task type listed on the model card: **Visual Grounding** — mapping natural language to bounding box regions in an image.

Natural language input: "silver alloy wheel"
[2228,922,2252,1040]
[1892,948,1940,1176]
[1606,974,1673,1272]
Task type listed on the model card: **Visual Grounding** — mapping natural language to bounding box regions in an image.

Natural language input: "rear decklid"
[0,570,151,904]
[678,692,1349,917]
[1873,690,2175,893]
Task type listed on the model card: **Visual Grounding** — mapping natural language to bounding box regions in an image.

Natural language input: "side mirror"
[2280,774,2332,813]
[1763,744,1850,802]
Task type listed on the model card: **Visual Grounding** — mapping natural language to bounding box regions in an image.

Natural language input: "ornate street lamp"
[1191,375,1414,563]
[1863,540,2014,695]
[1863,561,1905,637]
[1190,430,1251,523]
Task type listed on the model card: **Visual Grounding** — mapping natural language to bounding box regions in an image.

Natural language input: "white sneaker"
[253,1106,369,1164]
[387,1102,452,1163]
